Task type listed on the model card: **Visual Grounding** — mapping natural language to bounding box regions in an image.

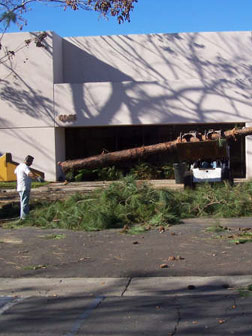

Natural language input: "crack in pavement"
[121,277,132,296]
[170,304,181,336]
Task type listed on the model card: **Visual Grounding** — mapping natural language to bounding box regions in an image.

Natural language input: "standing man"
[14,155,38,219]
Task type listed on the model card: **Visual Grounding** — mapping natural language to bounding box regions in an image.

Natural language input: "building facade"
[1,30,252,180]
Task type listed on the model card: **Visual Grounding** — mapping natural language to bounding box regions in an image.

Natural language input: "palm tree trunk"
[59,126,252,172]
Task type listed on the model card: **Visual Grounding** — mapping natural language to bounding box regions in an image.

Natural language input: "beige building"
[0,30,252,180]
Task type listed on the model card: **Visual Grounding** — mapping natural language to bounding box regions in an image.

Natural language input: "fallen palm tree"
[58,126,252,173]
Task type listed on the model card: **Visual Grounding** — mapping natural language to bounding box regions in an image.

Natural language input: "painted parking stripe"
[0,297,25,316]
[65,296,105,336]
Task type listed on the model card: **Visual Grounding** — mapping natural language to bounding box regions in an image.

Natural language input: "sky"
[7,0,252,38]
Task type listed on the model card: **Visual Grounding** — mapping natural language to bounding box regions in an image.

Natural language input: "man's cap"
[25,155,34,163]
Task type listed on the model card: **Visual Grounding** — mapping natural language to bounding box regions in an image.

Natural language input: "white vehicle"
[175,130,233,188]
[184,159,233,188]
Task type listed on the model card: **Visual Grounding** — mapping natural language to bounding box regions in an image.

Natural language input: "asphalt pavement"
[1,289,252,335]
[0,217,252,278]
[0,181,252,335]
[0,217,252,335]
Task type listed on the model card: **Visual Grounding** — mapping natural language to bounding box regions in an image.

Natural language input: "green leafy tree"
[0,0,138,33]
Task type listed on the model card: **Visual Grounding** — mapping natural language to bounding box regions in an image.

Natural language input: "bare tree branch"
[0,0,137,33]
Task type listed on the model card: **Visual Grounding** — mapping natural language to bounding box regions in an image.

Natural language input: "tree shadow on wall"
[63,32,252,127]
[0,80,53,122]
[0,32,55,124]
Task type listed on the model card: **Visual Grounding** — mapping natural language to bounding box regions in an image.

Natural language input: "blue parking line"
[65,296,105,336]
[0,297,24,316]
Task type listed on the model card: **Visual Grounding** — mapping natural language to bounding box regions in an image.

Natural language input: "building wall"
[1,31,252,180]
[0,31,62,180]
[0,32,55,127]
[55,31,252,127]
[55,127,65,179]
[246,122,252,179]
[55,31,252,179]
[63,32,252,84]
[0,128,57,180]
[53,33,64,84]
[54,78,252,127]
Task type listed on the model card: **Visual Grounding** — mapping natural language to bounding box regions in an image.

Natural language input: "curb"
[0,276,252,297]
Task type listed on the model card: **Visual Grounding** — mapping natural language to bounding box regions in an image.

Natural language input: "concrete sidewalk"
[1,276,252,336]
[0,275,252,297]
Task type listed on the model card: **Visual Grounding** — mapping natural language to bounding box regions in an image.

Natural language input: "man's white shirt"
[15,163,32,191]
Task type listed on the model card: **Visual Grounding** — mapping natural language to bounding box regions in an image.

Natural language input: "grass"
[23,264,47,271]
[238,284,252,297]
[206,222,252,245]
[3,176,181,231]
[206,224,228,233]
[2,177,252,232]
[0,181,49,189]
[176,181,252,219]
[229,232,252,244]
[127,225,150,235]
[38,233,66,240]
[0,182,16,189]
